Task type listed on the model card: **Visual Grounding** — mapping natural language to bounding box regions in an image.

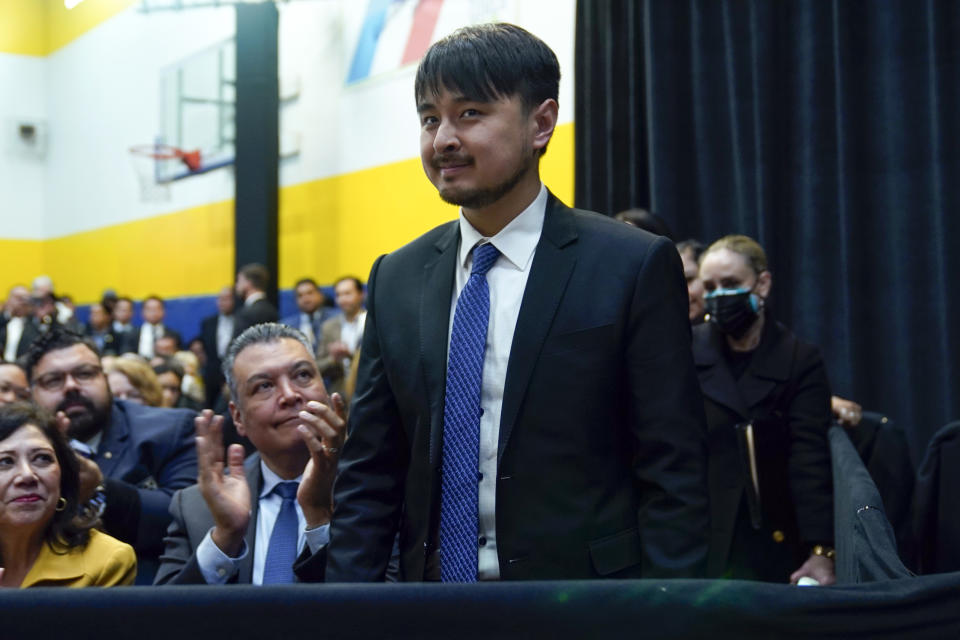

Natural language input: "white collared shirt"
[3,316,24,361]
[216,314,234,358]
[448,183,547,580]
[196,460,330,584]
[138,323,163,358]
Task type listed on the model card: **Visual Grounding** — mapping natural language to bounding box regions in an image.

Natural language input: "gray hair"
[222,323,314,403]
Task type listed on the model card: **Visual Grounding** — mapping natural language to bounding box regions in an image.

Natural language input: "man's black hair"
[414,23,560,114]
[239,263,270,292]
[334,276,364,294]
[143,294,165,308]
[153,360,184,381]
[295,277,320,291]
[21,329,99,382]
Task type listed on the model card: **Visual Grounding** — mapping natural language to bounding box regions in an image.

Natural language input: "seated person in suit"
[0,402,136,588]
[316,277,366,396]
[24,329,198,584]
[281,278,339,353]
[1,286,35,361]
[135,296,182,360]
[0,362,30,405]
[154,323,345,585]
[111,297,137,354]
[106,358,163,407]
[84,303,121,356]
[233,264,279,339]
[693,235,834,585]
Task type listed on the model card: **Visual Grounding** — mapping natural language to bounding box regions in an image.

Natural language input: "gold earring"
[56,497,67,512]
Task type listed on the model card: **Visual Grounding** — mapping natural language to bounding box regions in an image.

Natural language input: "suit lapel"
[739,320,792,409]
[238,455,263,584]
[498,195,578,462]
[95,403,129,477]
[421,223,460,467]
[694,327,750,420]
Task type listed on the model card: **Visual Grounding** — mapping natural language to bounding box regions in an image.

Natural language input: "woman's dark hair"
[0,402,94,560]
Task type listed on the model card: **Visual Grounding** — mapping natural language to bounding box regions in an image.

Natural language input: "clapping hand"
[195,410,251,557]
[295,393,347,528]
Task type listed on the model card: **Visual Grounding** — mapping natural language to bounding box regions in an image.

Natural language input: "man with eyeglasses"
[24,328,198,584]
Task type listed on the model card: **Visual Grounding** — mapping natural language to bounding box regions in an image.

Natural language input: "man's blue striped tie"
[440,241,500,583]
[262,481,299,584]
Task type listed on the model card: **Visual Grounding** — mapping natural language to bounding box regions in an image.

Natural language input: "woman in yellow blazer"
[0,402,135,587]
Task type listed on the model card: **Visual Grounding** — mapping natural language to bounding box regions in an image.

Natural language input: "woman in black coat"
[694,235,835,584]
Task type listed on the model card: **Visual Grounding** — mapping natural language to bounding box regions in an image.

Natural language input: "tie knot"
[470,243,500,277]
[274,481,299,501]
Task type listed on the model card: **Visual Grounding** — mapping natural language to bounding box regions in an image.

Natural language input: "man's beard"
[434,150,535,210]
[57,390,111,442]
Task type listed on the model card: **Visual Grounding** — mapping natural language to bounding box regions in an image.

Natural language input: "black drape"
[575,0,960,462]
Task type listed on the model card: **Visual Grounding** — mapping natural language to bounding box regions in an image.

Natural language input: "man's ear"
[530,98,559,153]
[756,270,773,299]
[229,400,245,438]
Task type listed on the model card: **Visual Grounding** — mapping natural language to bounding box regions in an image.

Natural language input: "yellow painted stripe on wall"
[0,0,48,57]
[0,238,44,290]
[0,0,135,57]
[43,199,234,303]
[0,122,574,302]
[46,0,135,55]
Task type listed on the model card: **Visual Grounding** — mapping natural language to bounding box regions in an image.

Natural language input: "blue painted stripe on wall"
[346,0,395,84]
[73,287,336,344]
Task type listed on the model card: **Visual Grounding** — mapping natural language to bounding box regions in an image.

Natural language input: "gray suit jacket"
[154,455,262,584]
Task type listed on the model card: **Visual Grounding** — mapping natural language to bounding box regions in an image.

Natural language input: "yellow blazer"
[21,529,136,588]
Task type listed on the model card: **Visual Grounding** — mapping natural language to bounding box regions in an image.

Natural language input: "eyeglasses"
[34,365,104,392]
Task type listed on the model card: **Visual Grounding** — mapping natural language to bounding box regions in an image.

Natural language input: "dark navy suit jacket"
[326,194,710,582]
[95,400,198,583]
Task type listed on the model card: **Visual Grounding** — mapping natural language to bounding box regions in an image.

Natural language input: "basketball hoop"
[128,143,202,202]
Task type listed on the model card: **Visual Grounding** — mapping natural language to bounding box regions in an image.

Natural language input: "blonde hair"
[701,234,768,276]
[106,358,163,407]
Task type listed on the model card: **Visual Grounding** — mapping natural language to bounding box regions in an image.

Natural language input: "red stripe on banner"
[401,0,443,65]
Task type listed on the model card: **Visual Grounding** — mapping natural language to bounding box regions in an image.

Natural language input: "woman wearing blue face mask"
[693,235,835,585]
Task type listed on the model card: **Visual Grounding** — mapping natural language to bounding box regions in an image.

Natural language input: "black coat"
[232,297,278,339]
[693,318,834,582]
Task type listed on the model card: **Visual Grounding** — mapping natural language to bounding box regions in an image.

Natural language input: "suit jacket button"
[772,530,785,543]
[104,451,113,459]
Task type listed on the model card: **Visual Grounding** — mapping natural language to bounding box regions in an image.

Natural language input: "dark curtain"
[575,0,960,462]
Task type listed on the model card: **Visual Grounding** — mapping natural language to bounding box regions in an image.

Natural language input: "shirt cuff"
[304,523,330,555]
[196,528,248,584]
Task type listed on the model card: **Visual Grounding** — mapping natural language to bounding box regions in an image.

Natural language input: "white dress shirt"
[216,314,234,358]
[138,323,164,358]
[196,460,330,584]
[447,183,547,580]
[3,316,24,361]
[339,311,367,369]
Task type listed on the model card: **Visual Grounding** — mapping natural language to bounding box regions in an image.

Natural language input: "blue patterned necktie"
[440,242,500,582]
[262,481,299,584]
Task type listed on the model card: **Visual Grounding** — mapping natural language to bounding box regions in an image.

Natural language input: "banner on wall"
[346,0,513,86]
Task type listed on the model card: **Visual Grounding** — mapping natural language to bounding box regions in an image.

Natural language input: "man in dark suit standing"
[233,263,278,339]
[0,285,37,361]
[26,329,198,584]
[326,24,709,583]
[200,286,236,408]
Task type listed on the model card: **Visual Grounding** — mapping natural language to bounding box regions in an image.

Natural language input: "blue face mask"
[704,287,762,338]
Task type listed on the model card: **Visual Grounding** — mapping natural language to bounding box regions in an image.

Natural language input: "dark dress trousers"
[325,194,710,582]
[95,400,199,583]
[693,319,834,582]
